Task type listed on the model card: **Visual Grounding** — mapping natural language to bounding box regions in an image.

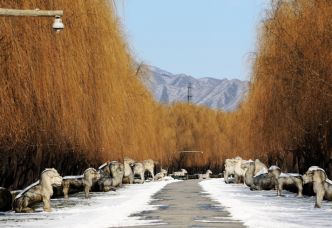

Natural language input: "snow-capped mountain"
[142,66,249,112]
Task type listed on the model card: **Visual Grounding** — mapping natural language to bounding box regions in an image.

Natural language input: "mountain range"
[142,66,249,112]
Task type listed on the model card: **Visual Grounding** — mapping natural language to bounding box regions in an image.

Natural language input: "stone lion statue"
[13,168,63,213]
[303,166,332,208]
[83,168,101,198]
[123,158,134,184]
[0,187,12,212]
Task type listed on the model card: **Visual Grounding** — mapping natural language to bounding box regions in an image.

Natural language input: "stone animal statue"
[142,159,158,179]
[13,168,63,213]
[254,159,268,175]
[124,158,158,181]
[250,168,280,191]
[123,158,134,184]
[242,160,267,187]
[98,162,111,176]
[223,171,235,183]
[61,166,105,199]
[97,162,116,191]
[173,169,188,176]
[225,157,257,184]
[268,166,303,197]
[154,168,168,181]
[97,162,111,191]
[224,157,241,184]
[61,175,84,199]
[124,157,159,183]
[242,161,278,190]
[241,160,256,187]
[0,187,12,211]
[83,168,101,198]
[302,166,332,208]
[198,170,213,179]
[131,162,145,183]
[109,161,124,187]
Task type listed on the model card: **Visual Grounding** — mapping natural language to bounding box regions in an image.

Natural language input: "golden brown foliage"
[0,0,163,188]
[161,0,332,174]
[1,0,331,188]
[236,0,332,173]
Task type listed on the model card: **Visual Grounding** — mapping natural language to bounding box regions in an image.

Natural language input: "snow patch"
[268,165,280,171]
[280,173,301,177]
[15,180,40,199]
[98,162,108,170]
[308,166,325,172]
[254,168,268,177]
[326,179,332,185]
[2,180,178,227]
[200,179,332,228]
[63,175,83,180]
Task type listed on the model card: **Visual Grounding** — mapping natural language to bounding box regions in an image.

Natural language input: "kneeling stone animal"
[172,169,188,177]
[13,168,63,213]
[154,169,168,181]
[198,170,213,179]
[303,166,332,208]
[242,161,278,190]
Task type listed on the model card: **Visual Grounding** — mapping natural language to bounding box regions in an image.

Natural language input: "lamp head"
[52,15,64,32]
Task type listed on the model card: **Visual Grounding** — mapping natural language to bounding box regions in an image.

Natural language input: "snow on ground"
[200,179,332,228]
[0,179,178,228]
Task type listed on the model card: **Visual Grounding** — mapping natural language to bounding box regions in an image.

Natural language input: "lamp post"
[0,8,64,32]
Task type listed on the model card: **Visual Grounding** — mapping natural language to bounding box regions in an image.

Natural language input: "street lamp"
[0,8,64,32]
[52,15,64,32]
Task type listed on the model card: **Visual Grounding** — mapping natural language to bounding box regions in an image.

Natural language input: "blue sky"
[114,1,269,80]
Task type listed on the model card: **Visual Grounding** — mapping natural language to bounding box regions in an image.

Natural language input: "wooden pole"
[0,8,63,17]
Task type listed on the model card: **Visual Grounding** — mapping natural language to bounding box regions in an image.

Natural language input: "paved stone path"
[128,179,245,227]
